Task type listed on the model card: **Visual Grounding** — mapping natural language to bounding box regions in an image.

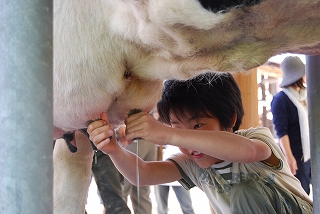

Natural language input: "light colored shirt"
[169,127,312,214]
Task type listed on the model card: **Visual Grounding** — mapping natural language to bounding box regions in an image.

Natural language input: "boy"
[88,72,312,214]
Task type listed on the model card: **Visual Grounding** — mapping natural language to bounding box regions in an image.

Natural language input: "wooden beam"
[233,69,259,129]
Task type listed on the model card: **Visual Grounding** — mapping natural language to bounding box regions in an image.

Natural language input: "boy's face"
[169,112,226,168]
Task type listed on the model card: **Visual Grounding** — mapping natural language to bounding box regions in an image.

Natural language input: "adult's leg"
[91,150,131,214]
[124,140,157,214]
[172,186,195,214]
[129,183,152,214]
[155,185,170,214]
[123,168,153,214]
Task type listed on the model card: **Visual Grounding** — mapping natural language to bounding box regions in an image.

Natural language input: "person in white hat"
[271,56,311,194]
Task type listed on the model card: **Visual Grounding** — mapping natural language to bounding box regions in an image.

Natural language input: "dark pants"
[91,150,131,214]
[295,159,311,195]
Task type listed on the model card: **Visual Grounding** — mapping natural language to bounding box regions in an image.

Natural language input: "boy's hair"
[157,72,244,132]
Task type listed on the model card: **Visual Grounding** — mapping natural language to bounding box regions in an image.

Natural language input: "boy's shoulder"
[235,127,279,151]
[236,127,284,165]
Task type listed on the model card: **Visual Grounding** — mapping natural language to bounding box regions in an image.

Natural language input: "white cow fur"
[53,0,320,213]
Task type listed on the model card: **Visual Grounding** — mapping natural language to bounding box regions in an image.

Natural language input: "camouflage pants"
[91,150,131,214]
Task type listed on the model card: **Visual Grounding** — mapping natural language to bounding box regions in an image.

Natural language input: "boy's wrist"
[109,141,125,156]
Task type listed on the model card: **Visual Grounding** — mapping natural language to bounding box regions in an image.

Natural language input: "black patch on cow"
[198,0,263,13]
[62,131,77,153]
[128,109,143,141]
[61,129,100,153]
[127,108,142,117]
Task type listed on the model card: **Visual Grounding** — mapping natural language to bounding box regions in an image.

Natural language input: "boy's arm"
[87,112,181,186]
[171,129,274,164]
[111,153,182,186]
[125,112,275,164]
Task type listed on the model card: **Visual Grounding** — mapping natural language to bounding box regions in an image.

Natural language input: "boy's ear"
[231,113,237,128]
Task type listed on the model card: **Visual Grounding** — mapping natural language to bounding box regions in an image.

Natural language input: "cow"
[53,0,320,213]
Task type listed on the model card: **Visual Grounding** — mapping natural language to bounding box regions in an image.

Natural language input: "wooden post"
[232,69,259,129]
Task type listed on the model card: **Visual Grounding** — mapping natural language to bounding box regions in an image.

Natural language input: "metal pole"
[0,0,53,213]
[306,55,320,213]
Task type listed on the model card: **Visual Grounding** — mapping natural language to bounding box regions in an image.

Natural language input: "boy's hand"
[87,112,119,154]
[125,111,169,145]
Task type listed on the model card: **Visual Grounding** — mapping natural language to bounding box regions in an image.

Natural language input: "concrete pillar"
[306,55,320,213]
[0,0,53,213]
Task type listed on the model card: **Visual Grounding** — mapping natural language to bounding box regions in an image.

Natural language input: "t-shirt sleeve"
[236,127,284,170]
[168,158,196,190]
[167,153,198,190]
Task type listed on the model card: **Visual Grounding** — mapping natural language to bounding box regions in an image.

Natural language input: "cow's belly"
[53,96,113,132]
[53,71,163,133]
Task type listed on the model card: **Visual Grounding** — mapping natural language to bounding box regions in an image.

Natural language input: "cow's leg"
[53,131,94,214]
